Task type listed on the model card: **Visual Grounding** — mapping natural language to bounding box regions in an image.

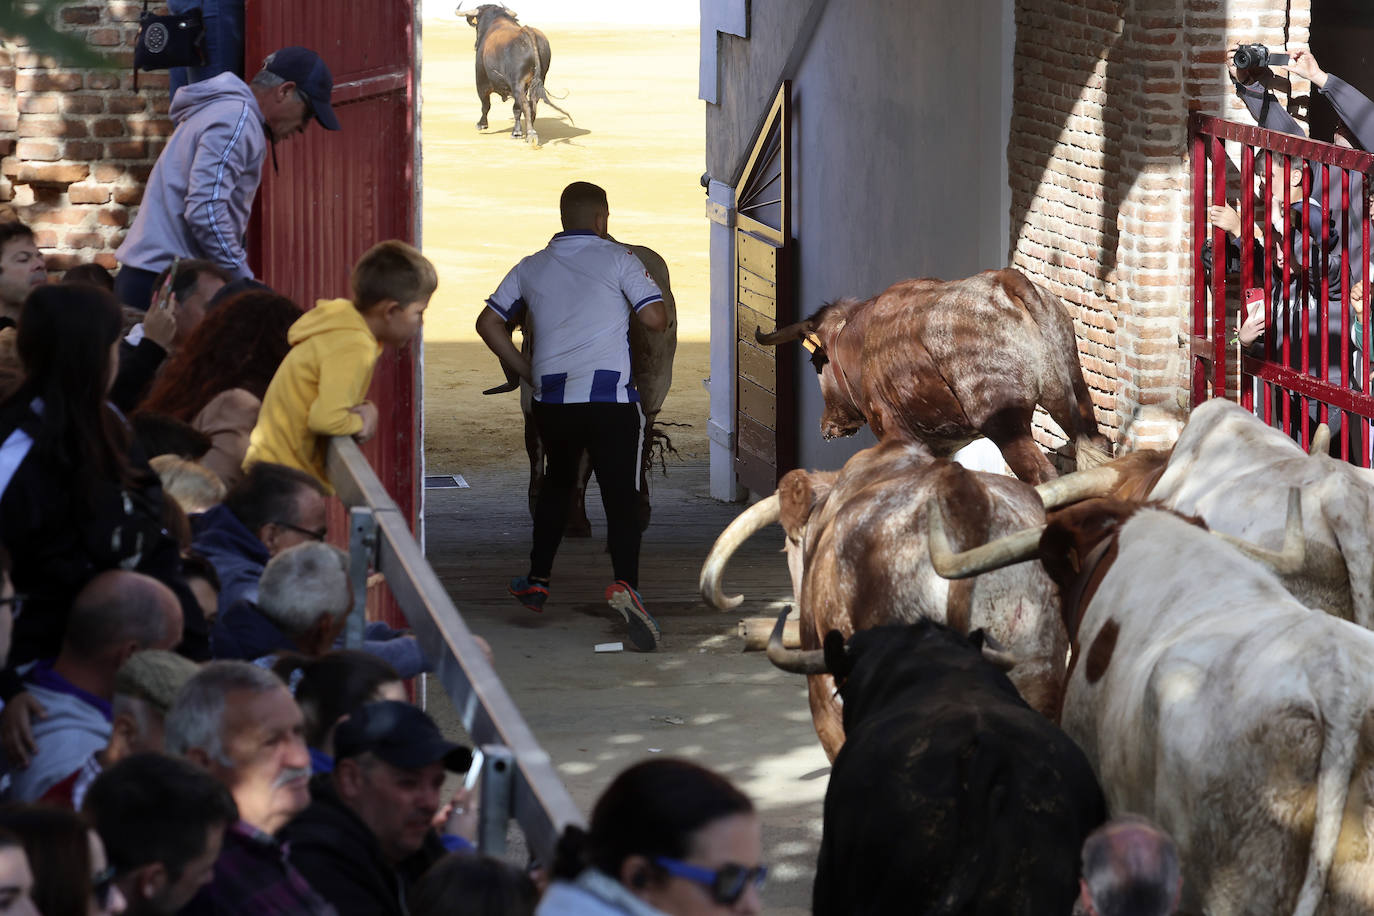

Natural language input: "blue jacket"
[191,504,267,616]
[211,598,295,661]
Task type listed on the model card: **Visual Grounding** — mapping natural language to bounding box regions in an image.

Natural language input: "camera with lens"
[1233,44,1290,70]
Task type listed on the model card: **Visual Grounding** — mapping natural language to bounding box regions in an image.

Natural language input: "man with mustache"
[166,661,335,915]
[278,701,474,916]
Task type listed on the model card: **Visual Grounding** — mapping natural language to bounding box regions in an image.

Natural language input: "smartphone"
[464,747,485,792]
[1244,287,1265,322]
[155,257,181,311]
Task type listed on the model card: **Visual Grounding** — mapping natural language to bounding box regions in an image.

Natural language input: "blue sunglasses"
[652,856,767,906]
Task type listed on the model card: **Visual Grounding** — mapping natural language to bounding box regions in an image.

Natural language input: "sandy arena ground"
[421,16,711,475]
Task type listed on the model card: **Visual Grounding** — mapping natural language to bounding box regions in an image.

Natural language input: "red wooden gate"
[1189,113,1374,464]
[245,2,420,622]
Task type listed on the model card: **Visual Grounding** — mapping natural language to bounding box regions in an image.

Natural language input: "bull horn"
[927,498,1044,580]
[699,494,781,610]
[754,319,814,346]
[1215,487,1305,576]
[1308,424,1331,457]
[765,607,828,675]
[1034,465,1123,510]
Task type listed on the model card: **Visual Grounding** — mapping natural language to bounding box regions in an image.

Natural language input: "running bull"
[462,4,572,144]
[1036,397,1374,629]
[767,615,1105,916]
[700,438,1065,759]
[933,493,1374,916]
[755,267,1110,483]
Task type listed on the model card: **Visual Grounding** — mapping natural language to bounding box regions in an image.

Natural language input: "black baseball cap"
[334,701,472,771]
[263,46,340,131]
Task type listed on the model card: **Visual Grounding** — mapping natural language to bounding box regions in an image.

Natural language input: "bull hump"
[1084,618,1119,684]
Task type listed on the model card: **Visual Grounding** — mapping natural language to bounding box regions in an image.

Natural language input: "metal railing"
[1189,113,1374,463]
[326,436,585,863]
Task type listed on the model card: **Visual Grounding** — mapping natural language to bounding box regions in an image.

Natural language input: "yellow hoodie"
[243,298,382,490]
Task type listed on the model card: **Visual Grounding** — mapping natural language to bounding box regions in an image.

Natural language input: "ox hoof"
[528,132,540,145]
[476,121,487,130]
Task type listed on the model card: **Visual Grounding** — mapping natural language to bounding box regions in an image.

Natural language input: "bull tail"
[1292,671,1361,916]
[530,71,573,124]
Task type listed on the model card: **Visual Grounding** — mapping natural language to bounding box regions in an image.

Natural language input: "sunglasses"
[653,857,767,906]
[91,865,117,911]
[274,520,326,542]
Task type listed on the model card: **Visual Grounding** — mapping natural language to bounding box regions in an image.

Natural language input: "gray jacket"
[115,72,265,279]
[536,870,670,916]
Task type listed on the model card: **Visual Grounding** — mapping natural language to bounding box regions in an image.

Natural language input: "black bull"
[483,241,678,534]
[795,618,1105,916]
[463,4,572,144]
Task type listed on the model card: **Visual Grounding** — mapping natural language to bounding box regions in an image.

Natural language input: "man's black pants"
[529,400,644,588]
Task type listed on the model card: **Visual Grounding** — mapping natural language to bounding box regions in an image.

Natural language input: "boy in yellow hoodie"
[244,241,436,489]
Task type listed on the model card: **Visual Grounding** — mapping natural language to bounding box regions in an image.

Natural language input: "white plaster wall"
[788,0,1015,470]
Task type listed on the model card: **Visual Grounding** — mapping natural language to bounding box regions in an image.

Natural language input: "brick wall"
[0,2,173,273]
[1009,0,1309,453]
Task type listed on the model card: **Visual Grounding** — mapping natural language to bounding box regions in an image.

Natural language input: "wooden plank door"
[734,82,795,494]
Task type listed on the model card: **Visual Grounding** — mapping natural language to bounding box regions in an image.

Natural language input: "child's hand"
[352,401,379,443]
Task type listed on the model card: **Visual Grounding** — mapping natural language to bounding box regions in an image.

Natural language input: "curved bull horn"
[754,319,814,346]
[1035,465,1128,510]
[927,498,1044,580]
[765,607,828,675]
[1308,423,1332,457]
[699,494,781,610]
[1215,487,1305,576]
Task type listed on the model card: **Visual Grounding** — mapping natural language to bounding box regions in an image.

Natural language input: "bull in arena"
[1036,398,1374,628]
[931,495,1374,915]
[486,240,677,535]
[462,4,572,145]
[754,267,1110,483]
[766,614,1104,916]
[700,439,1065,759]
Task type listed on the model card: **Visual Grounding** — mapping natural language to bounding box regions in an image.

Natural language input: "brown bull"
[463,4,572,144]
[756,268,1109,483]
[699,438,1066,760]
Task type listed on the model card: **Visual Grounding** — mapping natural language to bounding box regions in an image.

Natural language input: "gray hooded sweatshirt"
[115,72,266,279]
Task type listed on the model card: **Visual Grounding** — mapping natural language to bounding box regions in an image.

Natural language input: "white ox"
[1039,397,1374,628]
[932,497,1374,916]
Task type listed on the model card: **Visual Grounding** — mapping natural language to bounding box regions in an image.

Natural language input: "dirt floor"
[421,17,711,476]
[418,18,828,915]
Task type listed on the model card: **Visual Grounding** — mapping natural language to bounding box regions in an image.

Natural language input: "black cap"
[333,701,472,771]
[263,46,340,131]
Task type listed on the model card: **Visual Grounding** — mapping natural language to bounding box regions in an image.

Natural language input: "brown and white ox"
[486,240,677,534]
[755,268,1109,483]
[462,4,572,144]
[1037,398,1374,629]
[932,495,1374,916]
[699,438,1065,760]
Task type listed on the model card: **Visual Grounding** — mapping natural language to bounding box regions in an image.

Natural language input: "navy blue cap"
[263,46,340,131]
[333,701,472,771]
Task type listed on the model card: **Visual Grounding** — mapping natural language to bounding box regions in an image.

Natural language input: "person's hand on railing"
[438,786,480,842]
[351,401,379,444]
[1207,205,1242,238]
[1275,49,1328,90]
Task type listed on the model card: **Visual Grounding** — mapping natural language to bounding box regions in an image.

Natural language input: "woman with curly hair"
[139,291,301,486]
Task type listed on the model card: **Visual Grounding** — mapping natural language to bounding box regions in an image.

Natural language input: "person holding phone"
[278,701,476,916]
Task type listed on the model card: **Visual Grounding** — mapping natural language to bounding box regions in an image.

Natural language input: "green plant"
[0,0,112,69]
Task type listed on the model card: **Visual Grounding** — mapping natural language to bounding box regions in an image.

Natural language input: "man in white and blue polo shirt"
[475,181,668,650]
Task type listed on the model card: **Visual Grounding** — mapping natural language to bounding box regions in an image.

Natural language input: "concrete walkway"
[422,461,828,914]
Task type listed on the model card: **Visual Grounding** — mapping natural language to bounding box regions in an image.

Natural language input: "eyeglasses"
[273,520,326,542]
[0,593,23,616]
[653,857,767,906]
[91,865,117,911]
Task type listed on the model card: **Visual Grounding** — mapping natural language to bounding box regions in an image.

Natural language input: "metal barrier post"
[346,506,377,649]
[477,744,516,855]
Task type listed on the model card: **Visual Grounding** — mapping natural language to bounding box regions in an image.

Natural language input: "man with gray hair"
[41,649,201,810]
[1079,815,1182,916]
[212,542,351,661]
[113,46,340,309]
[168,660,334,915]
[3,570,183,801]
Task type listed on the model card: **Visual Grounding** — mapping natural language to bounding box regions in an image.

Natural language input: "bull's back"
[816,696,1103,916]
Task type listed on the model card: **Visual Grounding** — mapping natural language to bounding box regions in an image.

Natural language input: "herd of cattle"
[700,268,1374,915]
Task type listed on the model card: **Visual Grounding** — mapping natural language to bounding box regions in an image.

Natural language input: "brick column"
[0,2,173,273]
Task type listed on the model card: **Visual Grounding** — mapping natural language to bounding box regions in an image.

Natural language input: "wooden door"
[734,82,795,494]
